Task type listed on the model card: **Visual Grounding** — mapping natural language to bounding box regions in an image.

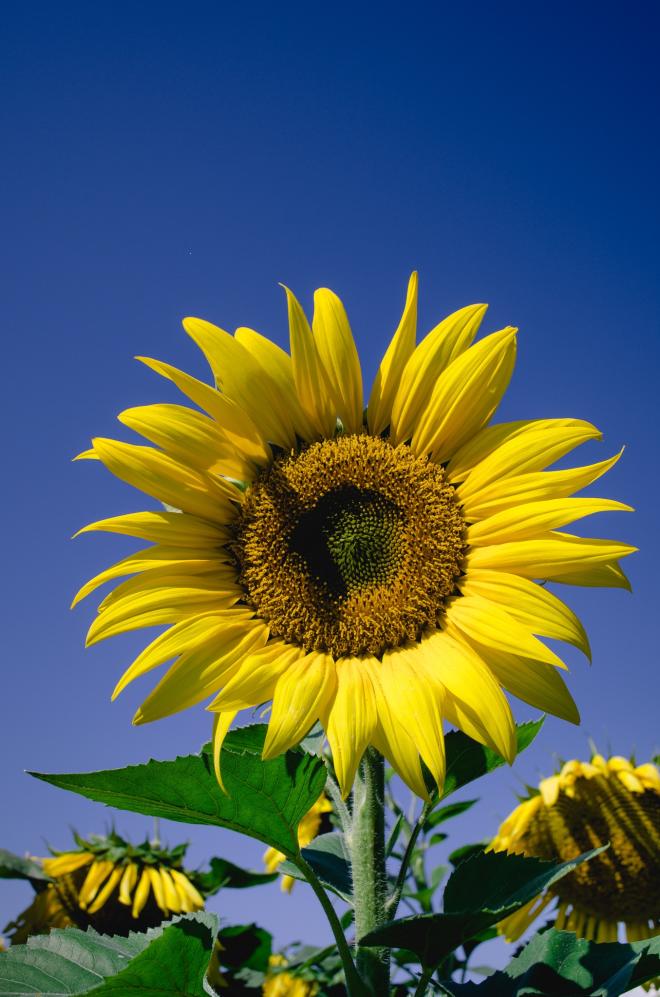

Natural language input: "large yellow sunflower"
[490,754,660,944]
[75,274,635,798]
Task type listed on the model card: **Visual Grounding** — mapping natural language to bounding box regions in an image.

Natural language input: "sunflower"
[490,754,660,943]
[5,831,205,940]
[264,793,333,892]
[75,274,635,798]
[263,954,319,997]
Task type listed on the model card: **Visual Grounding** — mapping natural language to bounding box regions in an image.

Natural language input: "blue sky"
[2,0,659,972]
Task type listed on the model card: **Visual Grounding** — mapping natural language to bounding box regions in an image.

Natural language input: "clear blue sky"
[2,0,658,969]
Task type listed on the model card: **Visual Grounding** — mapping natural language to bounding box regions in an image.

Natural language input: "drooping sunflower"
[264,793,333,892]
[490,754,660,943]
[75,274,635,798]
[4,831,205,941]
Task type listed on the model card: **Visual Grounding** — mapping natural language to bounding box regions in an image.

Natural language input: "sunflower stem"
[351,747,389,995]
[386,797,434,917]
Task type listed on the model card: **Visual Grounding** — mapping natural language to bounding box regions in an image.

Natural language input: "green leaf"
[425,799,478,830]
[216,923,272,972]
[360,846,604,967]
[0,913,217,996]
[438,928,660,996]
[441,718,544,800]
[0,848,50,883]
[448,843,487,868]
[194,856,277,894]
[280,832,353,903]
[30,725,327,858]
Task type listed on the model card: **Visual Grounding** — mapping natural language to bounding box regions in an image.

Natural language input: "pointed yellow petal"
[368,663,429,800]
[42,852,94,877]
[234,327,318,442]
[78,860,114,908]
[146,866,168,914]
[284,286,337,439]
[183,316,297,447]
[368,272,418,435]
[467,643,580,724]
[312,288,363,435]
[466,532,637,580]
[90,438,239,523]
[325,656,377,797]
[212,709,239,792]
[118,862,139,906]
[87,866,124,914]
[133,622,268,724]
[378,646,446,790]
[207,640,304,712]
[131,868,152,918]
[467,497,632,546]
[74,511,229,547]
[158,867,182,913]
[461,571,591,659]
[411,327,517,463]
[445,593,566,669]
[137,355,271,465]
[390,303,487,445]
[456,421,602,498]
[419,631,516,764]
[169,868,204,909]
[263,652,337,759]
[461,450,624,519]
[118,404,253,481]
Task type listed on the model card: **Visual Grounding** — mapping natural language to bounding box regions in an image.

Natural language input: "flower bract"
[75,274,635,797]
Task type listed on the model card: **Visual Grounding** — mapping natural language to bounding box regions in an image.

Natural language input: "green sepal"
[0,848,51,884]
[29,724,326,858]
[360,845,606,967]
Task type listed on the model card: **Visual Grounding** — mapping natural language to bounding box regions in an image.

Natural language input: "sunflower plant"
[4,275,659,994]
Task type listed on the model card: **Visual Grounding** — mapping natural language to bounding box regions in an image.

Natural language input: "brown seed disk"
[234,434,466,658]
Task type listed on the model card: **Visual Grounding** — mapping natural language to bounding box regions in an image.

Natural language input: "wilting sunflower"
[263,954,319,997]
[5,831,205,941]
[491,754,660,943]
[264,793,332,892]
[75,274,635,798]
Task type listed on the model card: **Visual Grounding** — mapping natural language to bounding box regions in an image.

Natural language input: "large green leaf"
[360,846,604,967]
[438,928,660,996]
[30,725,327,857]
[0,848,50,883]
[0,913,216,996]
[440,718,544,800]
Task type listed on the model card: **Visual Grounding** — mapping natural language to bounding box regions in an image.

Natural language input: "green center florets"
[291,487,403,596]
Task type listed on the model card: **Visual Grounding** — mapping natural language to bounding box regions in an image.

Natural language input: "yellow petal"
[118,404,253,480]
[131,868,152,918]
[312,288,363,435]
[207,640,305,712]
[411,327,517,463]
[183,316,297,447]
[466,532,637,580]
[419,631,516,764]
[133,622,269,723]
[212,709,239,792]
[146,866,168,914]
[284,286,337,439]
[263,652,337,759]
[234,327,318,442]
[325,656,377,797]
[112,613,252,699]
[170,869,204,909]
[86,866,124,914]
[74,511,229,547]
[118,862,138,906]
[467,497,632,546]
[78,860,114,908]
[461,450,624,520]
[90,438,239,523]
[368,272,418,435]
[42,852,94,877]
[158,867,182,913]
[456,421,602,498]
[390,303,487,445]
[368,662,429,800]
[137,355,271,465]
[461,570,591,659]
[448,418,600,486]
[377,646,446,790]
[467,643,580,724]
[445,593,566,669]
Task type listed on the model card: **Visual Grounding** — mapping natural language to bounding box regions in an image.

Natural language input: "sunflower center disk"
[236,434,466,658]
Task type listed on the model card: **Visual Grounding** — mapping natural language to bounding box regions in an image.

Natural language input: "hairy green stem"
[293,854,367,997]
[351,748,389,995]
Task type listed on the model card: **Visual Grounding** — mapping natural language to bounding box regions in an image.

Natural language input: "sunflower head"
[491,754,660,943]
[38,830,205,936]
[75,274,635,799]
[263,792,333,893]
